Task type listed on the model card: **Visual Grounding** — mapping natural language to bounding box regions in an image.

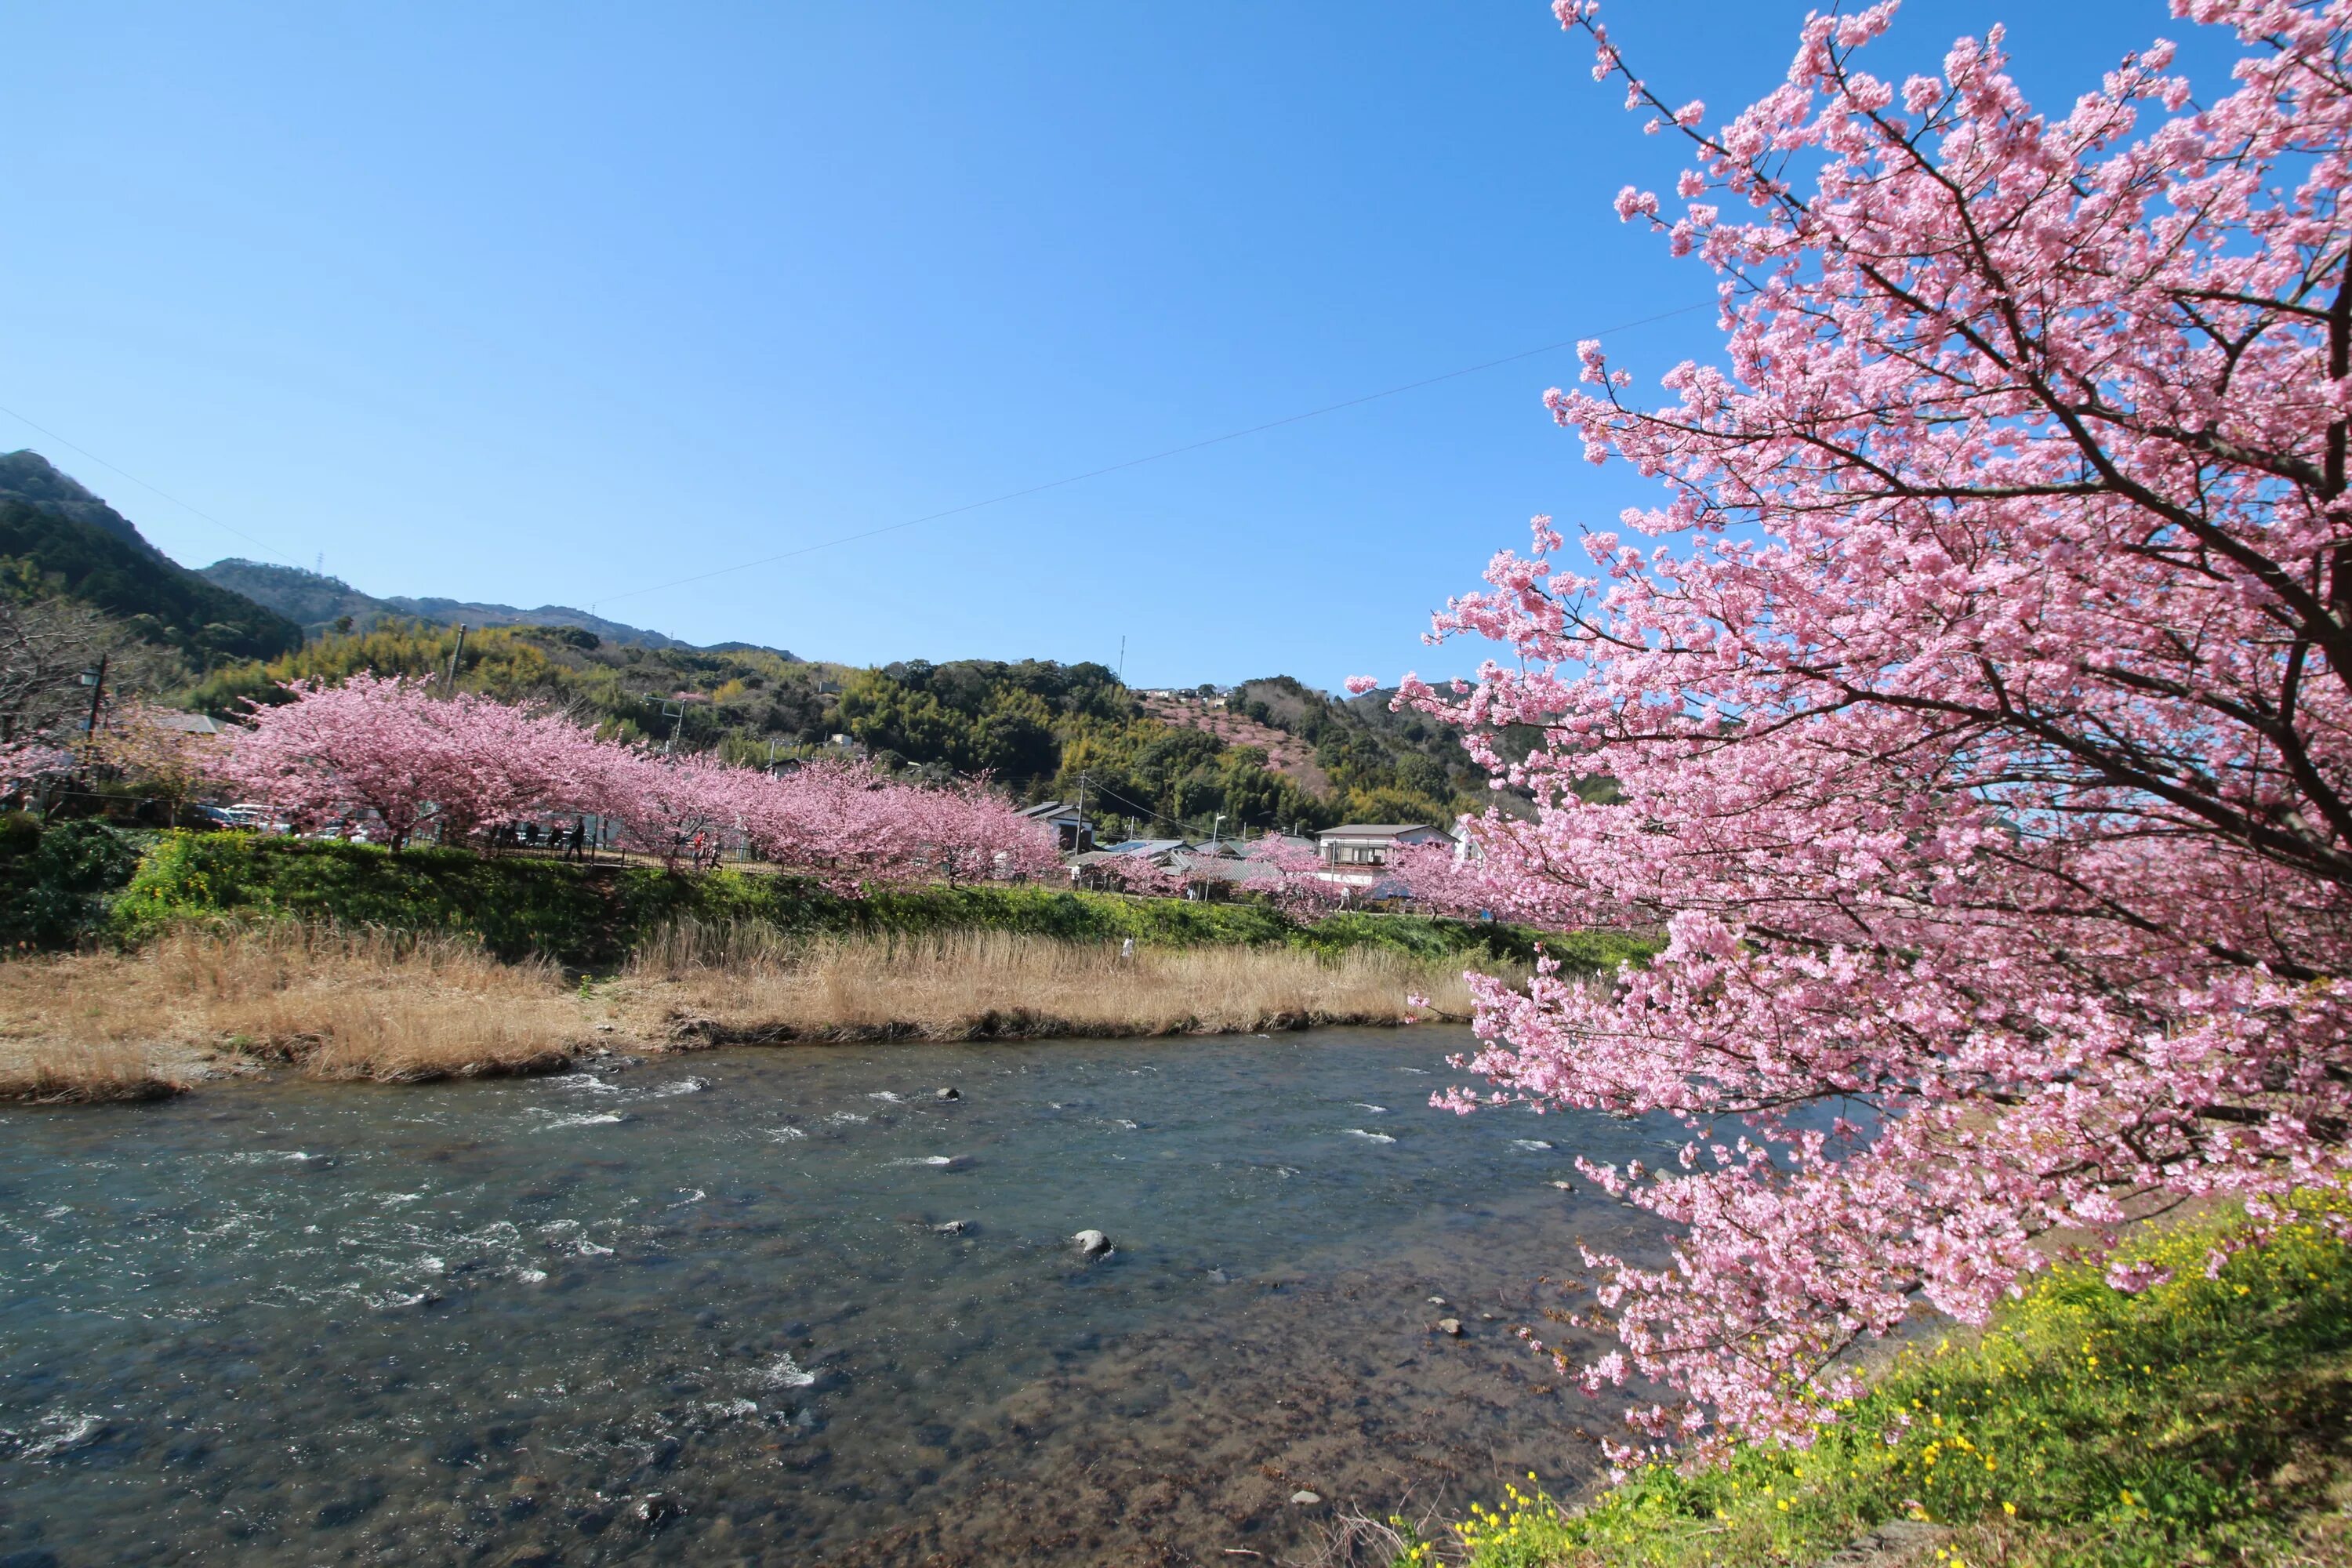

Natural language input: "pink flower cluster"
[1389,0,2352,1447]
[214,674,1058,889]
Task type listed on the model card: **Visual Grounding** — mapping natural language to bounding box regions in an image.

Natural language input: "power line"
[592,299,1713,611]
[0,405,301,566]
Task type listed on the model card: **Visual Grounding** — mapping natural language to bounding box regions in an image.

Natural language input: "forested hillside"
[0,451,1491,836]
[200,558,726,651]
[0,453,300,664]
[184,627,1486,837]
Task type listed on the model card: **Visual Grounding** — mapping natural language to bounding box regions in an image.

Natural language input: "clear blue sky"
[1,2,2230,689]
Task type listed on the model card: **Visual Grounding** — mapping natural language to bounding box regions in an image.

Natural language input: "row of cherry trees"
[215,674,1059,889]
[1355,0,2352,1456]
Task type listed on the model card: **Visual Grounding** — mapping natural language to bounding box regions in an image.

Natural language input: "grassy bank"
[1392,1198,2352,1568]
[95,829,1650,971]
[0,922,1494,1102]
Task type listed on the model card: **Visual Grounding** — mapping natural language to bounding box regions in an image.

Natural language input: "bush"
[104,833,1645,972]
[0,820,143,948]
[0,811,42,858]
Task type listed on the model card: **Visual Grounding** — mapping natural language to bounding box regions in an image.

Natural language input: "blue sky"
[2,2,2230,689]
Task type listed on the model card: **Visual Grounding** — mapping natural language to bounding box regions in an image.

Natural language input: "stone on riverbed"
[1072,1229,1112,1257]
[1290,1490,1323,1505]
[1436,1318,1463,1337]
[632,1493,684,1530]
[935,1087,960,1101]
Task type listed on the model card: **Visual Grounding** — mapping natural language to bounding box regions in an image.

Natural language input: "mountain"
[198,558,789,657]
[0,452,303,663]
[0,449,155,550]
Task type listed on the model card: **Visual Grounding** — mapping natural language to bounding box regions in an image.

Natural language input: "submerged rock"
[931,1220,969,1235]
[1290,1489,1323,1505]
[1436,1318,1463,1338]
[632,1494,684,1530]
[1072,1229,1112,1257]
[935,1087,961,1101]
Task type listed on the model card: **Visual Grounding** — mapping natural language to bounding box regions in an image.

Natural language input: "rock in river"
[1072,1229,1112,1257]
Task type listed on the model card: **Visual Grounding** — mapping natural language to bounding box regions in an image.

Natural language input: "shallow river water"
[0,1027,1677,1566]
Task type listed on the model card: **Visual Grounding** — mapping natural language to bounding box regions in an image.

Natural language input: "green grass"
[100,830,1654,972]
[1412,1197,2352,1568]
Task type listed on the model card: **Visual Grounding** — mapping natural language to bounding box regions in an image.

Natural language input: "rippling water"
[0,1026,1677,1566]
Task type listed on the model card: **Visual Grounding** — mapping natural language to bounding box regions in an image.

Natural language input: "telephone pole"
[79,655,108,760]
[444,624,468,691]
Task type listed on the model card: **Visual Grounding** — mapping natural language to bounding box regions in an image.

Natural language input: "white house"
[1020,800,1094,852]
[1312,823,1456,895]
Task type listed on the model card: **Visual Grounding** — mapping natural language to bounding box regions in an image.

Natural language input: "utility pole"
[662,700,686,756]
[1118,637,1125,686]
[1073,770,1089,852]
[445,624,468,691]
[79,655,107,760]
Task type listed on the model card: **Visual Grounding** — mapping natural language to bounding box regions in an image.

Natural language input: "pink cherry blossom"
[215,676,1054,889]
[1395,0,2352,1446]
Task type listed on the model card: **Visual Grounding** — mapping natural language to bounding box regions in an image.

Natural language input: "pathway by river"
[0,1026,1677,1566]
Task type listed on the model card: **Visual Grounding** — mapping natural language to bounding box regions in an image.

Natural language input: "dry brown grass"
[0,920,1496,1102]
[0,1039,193,1105]
[614,920,1494,1044]
[0,925,583,1098]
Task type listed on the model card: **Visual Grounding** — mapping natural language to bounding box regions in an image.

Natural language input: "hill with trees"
[0,450,1495,837]
[198,557,750,652]
[0,452,301,665]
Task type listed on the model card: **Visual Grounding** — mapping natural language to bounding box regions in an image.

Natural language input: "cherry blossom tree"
[589,746,765,871]
[219,674,597,848]
[220,676,1070,888]
[1092,848,1191,898]
[910,775,1061,885]
[1384,839,1514,920]
[739,757,920,891]
[1240,832,1352,916]
[1385,0,2352,1449]
[89,700,227,825]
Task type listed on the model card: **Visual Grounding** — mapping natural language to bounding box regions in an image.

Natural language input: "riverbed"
[0,1026,1675,1566]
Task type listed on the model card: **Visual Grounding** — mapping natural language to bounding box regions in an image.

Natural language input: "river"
[0,1026,1676,1566]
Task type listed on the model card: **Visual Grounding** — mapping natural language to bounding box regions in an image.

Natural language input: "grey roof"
[1020,800,1082,820]
[143,711,226,735]
[1319,822,1450,838]
[1174,853,1268,883]
[1104,838,1186,857]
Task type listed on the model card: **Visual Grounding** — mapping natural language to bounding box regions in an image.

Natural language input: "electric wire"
[0,404,301,565]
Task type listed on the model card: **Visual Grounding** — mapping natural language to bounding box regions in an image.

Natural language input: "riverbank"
[102,828,1650,970]
[1395,1195,2352,1568]
[0,923,1501,1102]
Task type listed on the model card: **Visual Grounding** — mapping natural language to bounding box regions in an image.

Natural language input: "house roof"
[1319,823,1451,838]
[1019,800,1083,821]
[1101,838,1186,857]
[142,711,225,735]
